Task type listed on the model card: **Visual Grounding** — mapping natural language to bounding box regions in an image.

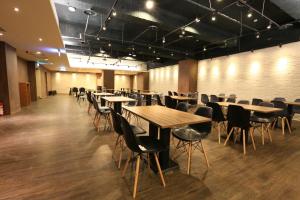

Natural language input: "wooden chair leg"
[200,140,210,168]
[118,138,123,169]
[112,135,120,160]
[282,118,285,135]
[261,124,265,145]
[187,142,192,175]
[147,153,151,173]
[250,128,256,151]
[285,117,292,134]
[122,152,132,177]
[133,155,141,199]
[267,123,273,143]
[243,130,246,155]
[217,123,221,144]
[224,128,234,146]
[154,153,166,187]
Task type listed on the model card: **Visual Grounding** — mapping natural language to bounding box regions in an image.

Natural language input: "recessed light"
[146,0,154,9]
[14,7,20,12]
[38,38,43,42]
[68,6,76,12]
[36,51,41,55]
[0,32,4,36]
[247,11,253,18]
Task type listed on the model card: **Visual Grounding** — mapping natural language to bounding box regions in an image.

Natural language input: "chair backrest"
[165,96,177,109]
[189,106,212,133]
[238,100,250,105]
[219,93,225,97]
[79,87,85,93]
[210,95,219,103]
[180,93,185,97]
[110,108,123,135]
[254,102,275,118]
[156,95,164,106]
[176,102,188,112]
[206,102,226,122]
[173,91,178,96]
[227,97,236,103]
[86,91,93,104]
[252,98,263,105]
[92,96,100,112]
[229,94,237,99]
[201,94,209,104]
[136,94,143,106]
[271,100,288,116]
[168,91,173,96]
[72,87,78,93]
[227,105,250,129]
[119,114,142,153]
[273,97,286,102]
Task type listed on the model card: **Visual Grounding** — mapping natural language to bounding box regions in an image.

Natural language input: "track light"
[103,26,107,31]
[203,47,207,51]
[256,32,260,39]
[96,37,100,40]
[247,10,253,18]
[108,43,111,47]
[171,53,174,56]
[211,15,216,21]
[253,18,258,23]
[146,0,154,9]
[267,23,272,29]
[68,6,76,12]
[156,57,160,60]
[181,28,185,35]
[112,10,117,16]
[162,37,166,44]
[195,17,200,23]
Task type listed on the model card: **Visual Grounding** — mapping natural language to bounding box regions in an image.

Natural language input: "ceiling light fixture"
[181,28,185,35]
[162,37,166,44]
[68,6,76,12]
[14,7,20,12]
[103,26,107,31]
[108,43,112,47]
[171,53,174,56]
[146,0,154,9]
[112,10,117,16]
[253,18,258,23]
[156,57,160,60]
[247,11,253,18]
[38,38,43,42]
[256,32,260,39]
[195,17,200,23]
[203,47,207,51]
[0,32,4,36]
[267,22,272,29]
[97,37,100,40]
[211,15,216,21]
[148,46,152,50]
[36,51,41,55]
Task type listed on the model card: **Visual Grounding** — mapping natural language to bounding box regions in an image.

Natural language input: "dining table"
[102,96,136,114]
[92,92,114,106]
[140,92,157,105]
[123,105,211,172]
[170,96,197,104]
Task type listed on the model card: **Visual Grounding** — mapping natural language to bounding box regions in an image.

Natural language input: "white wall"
[198,41,300,101]
[149,64,178,95]
[114,75,131,90]
[51,72,97,94]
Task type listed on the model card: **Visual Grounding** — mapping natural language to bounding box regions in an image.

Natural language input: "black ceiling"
[54,0,300,69]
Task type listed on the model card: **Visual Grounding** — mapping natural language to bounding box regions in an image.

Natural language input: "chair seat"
[250,115,274,123]
[130,125,146,135]
[172,127,209,142]
[136,136,167,153]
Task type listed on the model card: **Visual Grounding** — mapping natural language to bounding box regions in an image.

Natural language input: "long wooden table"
[102,96,136,114]
[216,102,282,113]
[140,92,157,105]
[171,96,197,104]
[123,105,211,172]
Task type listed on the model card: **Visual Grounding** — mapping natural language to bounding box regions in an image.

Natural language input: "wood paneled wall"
[0,42,10,115]
[103,70,114,89]
[27,62,37,101]
[178,59,198,93]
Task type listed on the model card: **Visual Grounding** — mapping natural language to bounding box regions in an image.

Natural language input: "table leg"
[100,98,105,106]
[145,95,152,106]
[114,102,122,114]
[148,123,178,172]
[287,104,294,128]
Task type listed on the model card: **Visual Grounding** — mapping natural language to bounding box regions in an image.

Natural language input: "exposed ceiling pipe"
[238,0,280,27]
[97,0,119,36]
[131,25,158,42]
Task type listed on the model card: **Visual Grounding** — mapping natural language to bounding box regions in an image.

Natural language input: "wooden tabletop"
[93,92,114,96]
[285,101,300,106]
[140,92,157,96]
[217,102,282,113]
[123,105,211,128]
[102,96,136,103]
[171,96,197,101]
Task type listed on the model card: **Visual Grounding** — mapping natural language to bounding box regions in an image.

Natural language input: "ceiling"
[0,0,69,71]
[54,0,300,69]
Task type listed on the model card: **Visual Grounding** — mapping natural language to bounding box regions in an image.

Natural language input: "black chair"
[156,94,165,106]
[92,96,111,132]
[172,106,212,174]
[293,99,300,114]
[72,87,78,96]
[207,102,226,144]
[110,109,146,169]
[176,102,188,112]
[86,91,93,114]
[173,91,178,96]
[168,91,173,96]
[250,102,275,145]
[271,100,291,135]
[226,97,236,103]
[273,97,286,102]
[238,100,250,105]
[165,96,177,109]
[201,94,209,105]
[229,94,237,99]
[252,98,263,105]
[210,95,219,103]
[224,105,256,155]
[188,92,198,107]
[119,114,166,199]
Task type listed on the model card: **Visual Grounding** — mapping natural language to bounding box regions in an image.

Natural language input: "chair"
[119,114,167,199]
[176,102,188,112]
[210,95,219,103]
[293,99,300,114]
[224,105,256,155]
[273,97,286,102]
[201,94,209,105]
[226,97,236,103]
[168,91,173,96]
[252,98,263,105]
[173,91,178,96]
[207,102,227,144]
[238,100,250,105]
[77,88,86,103]
[165,96,177,109]
[72,87,78,97]
[271,100,292,135]
[110,109,146,169]
[229,94,237,99]
[250,102,275,145]
[219,93,225,97]
[92,96,111,132]
[86,91,93,114]
[188,92,198,107]
[172,106,212,174]
[156,94,165,106]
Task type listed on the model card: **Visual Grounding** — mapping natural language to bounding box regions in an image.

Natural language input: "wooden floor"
[1,95,300,200]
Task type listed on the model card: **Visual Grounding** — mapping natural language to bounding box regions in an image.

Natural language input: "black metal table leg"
[114,102,122,114]
[145,95,152,106]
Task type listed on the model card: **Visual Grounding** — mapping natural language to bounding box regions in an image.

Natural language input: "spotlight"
[146,0,154,9]
[156,57,160,60]
[68,6,76,12]
[14,7,20,12]
[38,38,43,42]
[108,43,112,47]
[247,11,253,18]
[181,28,185,35]
[0,32,3,36]
[96,37,100,40]
[253,18,258,23]
[256,32,260,39]
[162,37,166,44]
[195,17,200,23]
[211,15,216,21]
[267,23,272,29]
[203,47,207,51]
[103,26,107,31]
[112,10,117,16]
